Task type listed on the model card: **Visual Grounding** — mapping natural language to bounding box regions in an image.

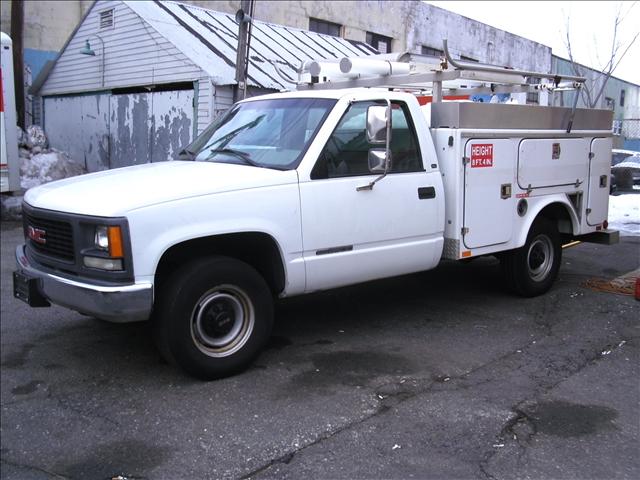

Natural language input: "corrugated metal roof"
[126,0,379,90]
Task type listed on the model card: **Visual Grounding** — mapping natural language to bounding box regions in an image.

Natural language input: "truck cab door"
[298,100,444,293]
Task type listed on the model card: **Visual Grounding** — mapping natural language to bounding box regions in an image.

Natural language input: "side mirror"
[366,105,391,144]
[357,101,393,191]
[368,149,389,173]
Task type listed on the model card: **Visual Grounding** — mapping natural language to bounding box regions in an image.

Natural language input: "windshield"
[180,97,336,170]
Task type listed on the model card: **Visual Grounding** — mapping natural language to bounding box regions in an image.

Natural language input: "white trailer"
[1,32,20,193]
[14,41,618,379]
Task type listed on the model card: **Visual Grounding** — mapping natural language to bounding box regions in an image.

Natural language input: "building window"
[605,97,615,110]
[366,32,392,53]
[486,42,495,63]
[526,77,539,104]
[421,45,443,57]
[620,89,625,107]
[460,55,478,63]
[309,18,341,37]
[99,8,114,29]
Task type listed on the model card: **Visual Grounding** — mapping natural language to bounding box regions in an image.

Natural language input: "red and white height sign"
[470,144,494,168]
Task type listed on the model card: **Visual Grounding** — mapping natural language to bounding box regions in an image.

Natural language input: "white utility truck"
[1,32,20,193]
[14,43,618,379]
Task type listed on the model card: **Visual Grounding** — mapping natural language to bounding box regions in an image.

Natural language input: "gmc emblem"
[27,226,47,245]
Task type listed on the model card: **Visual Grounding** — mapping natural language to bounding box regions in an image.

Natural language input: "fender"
[125,185,306,296]
[514,193,581,248]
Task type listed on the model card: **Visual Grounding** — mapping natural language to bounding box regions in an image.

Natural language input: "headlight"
[85,225,125,271]
[93,225,124,257]
[95,226,109,250]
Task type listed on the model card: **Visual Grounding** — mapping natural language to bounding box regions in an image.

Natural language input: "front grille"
[24,213,75,261]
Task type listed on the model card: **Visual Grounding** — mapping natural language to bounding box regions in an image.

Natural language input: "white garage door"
[45,88,194,171]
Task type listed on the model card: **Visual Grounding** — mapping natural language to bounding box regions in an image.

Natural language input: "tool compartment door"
[463,139,515,249]
[586,137,612,226]
[517,138,589,189]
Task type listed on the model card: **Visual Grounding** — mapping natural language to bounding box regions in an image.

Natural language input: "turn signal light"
[108,226,124,258]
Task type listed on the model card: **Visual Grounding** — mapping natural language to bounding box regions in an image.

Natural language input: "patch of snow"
[608,193,640,236]
[611,161,640,170]
[26,125,48,149]
[20,150,85,190]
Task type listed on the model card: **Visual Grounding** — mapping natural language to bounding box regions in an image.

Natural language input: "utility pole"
[234,0,253,103]
[11,0,25,129]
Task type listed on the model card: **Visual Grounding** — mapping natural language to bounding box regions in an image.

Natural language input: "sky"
[426,1,640,85]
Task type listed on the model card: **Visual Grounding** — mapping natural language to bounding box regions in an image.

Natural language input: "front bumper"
[15,244,153,323]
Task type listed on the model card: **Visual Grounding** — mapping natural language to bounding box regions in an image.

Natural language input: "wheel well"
[538,203,575,238]
[155,233,286,295]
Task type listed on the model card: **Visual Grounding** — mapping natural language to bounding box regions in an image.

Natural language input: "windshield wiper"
[177,148,196,160]
[208,148,262,168]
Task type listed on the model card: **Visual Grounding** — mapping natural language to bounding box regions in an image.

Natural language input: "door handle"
[418,187,436,199]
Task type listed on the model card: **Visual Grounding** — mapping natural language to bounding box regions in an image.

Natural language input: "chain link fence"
[613,119,640,151]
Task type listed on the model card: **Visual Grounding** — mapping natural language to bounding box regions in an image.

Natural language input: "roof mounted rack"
[296,39,586,104]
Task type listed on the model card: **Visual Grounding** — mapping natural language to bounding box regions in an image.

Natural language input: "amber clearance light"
[107,226,124,258]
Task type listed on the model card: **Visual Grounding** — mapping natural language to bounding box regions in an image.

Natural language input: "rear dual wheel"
[153,256,273,380]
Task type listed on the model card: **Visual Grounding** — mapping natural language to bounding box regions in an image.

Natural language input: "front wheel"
[501,218,562,297]
[153,256,273,380]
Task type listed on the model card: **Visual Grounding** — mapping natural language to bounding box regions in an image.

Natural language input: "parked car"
[611,149,640,191]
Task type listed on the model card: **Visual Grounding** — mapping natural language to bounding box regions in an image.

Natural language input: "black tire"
[153,256,273,380]
[501,217,562,297]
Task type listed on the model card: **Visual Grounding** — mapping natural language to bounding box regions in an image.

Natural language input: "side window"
[311,101,423,179]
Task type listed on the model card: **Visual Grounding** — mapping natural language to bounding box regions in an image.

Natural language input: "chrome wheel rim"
[191,285,254,358]
[527,235,553,282]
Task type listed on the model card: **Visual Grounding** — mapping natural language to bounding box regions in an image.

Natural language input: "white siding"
[40,0,204,95]
[196,75,214,135]
[204,86,276,133]
[212,85,234,120]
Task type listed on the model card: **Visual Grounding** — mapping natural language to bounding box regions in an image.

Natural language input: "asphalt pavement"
[1,220,638,480]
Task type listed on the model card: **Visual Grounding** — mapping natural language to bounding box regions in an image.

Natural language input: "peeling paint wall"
[151,91,194,165]
[43,95,110,172]
[45,90,193,171]
[109,90,193,168]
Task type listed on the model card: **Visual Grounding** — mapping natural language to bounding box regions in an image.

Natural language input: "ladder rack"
[296,39,586,103]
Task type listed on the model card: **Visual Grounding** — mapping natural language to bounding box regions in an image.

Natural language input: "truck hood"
[24,161,299,217]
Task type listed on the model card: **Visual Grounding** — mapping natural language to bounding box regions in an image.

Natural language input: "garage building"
[33,0,377,171]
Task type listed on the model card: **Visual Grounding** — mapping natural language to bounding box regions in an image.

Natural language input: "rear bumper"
[573,229,620,245]
[15,244,153,323]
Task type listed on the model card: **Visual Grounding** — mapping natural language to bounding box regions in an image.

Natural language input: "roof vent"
[100,9,114,29]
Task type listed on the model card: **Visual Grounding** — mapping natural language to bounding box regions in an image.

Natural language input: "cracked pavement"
[1,220,639,479]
